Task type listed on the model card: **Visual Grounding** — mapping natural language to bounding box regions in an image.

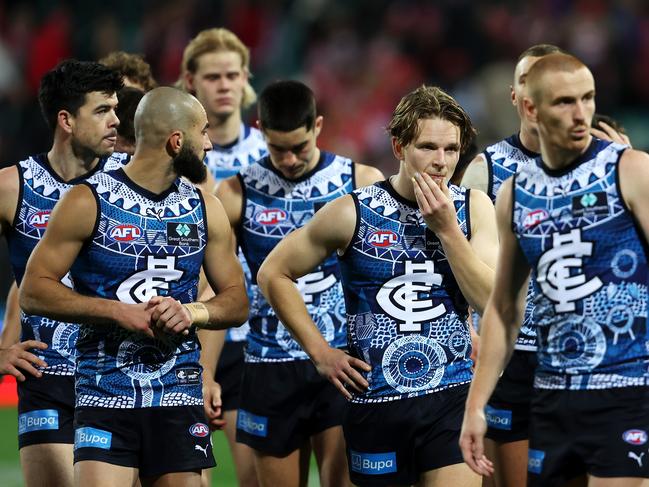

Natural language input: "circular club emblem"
[189,423,210,437]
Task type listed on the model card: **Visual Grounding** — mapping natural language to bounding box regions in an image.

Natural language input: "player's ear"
[391,136,405,162]
[57,110,74,134]
[167,130,183,156]
[183,72,195,93]
[313,116,323,137]
[522,96,538,124]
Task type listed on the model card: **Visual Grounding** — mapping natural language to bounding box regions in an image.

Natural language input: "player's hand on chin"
[313,347,371,400]
[146,296,192,336]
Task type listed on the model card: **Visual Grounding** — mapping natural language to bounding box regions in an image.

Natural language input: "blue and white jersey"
[205,123,267,343]
[70,168,206,408]
[484,134,539,351]
[512,138,649,390]
[339,180,473,404]
[240,151,352,362]
[6,152,129,376]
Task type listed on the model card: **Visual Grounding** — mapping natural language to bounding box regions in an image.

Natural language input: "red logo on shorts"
[255,209,287,225]
[28,211,51,228]
[189,423,210,437]
[109,224,142,242]
[623,429,648,445]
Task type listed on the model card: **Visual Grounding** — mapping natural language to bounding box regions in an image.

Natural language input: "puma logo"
[629,451,645,467]
[195,444,208,457]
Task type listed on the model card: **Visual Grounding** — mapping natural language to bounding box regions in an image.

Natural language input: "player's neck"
[126,149,178,195]
[519,124,540,154]
[47,139,100,182]
[207,110,242,147]
[391,170,417,202]
[540,135,593,170]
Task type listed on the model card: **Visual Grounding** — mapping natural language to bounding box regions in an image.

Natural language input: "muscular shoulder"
[310,193,357,252]
[460,153,489,193]
[354,163,385,187]
[618,148,649,212]
[214,175,243,227]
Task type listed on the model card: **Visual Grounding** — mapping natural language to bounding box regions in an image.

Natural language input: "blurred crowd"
[1,0,649,174]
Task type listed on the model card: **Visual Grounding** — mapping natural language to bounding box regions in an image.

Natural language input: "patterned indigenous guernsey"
[240,151,352,362]
[512,138,649,390]
[204,123,267,343]
[339,180,473,404]
[484,133,539,351]
[7,152,129,376]
[70,168,206,408]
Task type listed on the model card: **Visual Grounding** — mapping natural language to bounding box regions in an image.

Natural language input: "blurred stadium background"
[1,0,649,484]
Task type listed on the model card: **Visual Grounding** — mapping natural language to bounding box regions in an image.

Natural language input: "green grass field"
[0,406,236,486]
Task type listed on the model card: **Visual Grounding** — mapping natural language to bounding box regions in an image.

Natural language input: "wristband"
[184,302,210,327]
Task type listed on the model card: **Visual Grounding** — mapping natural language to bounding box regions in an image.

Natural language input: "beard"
[172,143,207,184]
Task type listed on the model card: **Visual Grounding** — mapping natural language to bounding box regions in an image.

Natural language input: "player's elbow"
[256,260,275,299]
[18,275,42,315]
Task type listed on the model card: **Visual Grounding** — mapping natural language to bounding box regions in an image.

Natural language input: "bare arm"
[354,163,385,187]
[0,165,20,239]
[20,185,155,336]
[257,195,370,399]
[460,153,489,193]
[1,282,21,347]
[459,177,530,476]
[413,173,497,314]
[619,149,649,235]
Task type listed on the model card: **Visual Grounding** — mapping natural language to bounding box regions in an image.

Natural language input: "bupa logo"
[109,224,142,242]
[366,230,400,247]
[485,405,512,431]
[237,410,268,437]
[18,409,59,435]
[74,427,112,450]
[623,429,648,446]
[523,209,548,229]
[255,209,287,225]
[28,210,51,228]
[189,423,210,438]
[349,451,397,475]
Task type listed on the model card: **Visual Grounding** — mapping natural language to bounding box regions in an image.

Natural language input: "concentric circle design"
[382,335,447,392]
[52,323,79,363]
[116,337,176,381]
[548,317,606,373]
[611,249,637,279]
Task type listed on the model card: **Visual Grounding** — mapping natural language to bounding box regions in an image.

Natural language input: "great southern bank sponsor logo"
[74,427,112,450]
[237,409,268,437]
[623,429,648,446]
[108,224,142,242]
[485,405,512,431]
[350,451,397,475]
[189,423,210,437]
[18,409,59,435]
[365,230,400,247]
[255,209,287,225]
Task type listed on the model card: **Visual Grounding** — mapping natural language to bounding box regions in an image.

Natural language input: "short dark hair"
[387,85,476,153]
[258,80,316,132]
[116,87,145,145]
[38,59,124,130]
[99,51,157,92]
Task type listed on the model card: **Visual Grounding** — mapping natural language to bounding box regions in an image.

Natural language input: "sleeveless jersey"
[204,123,267,343]
[6,152,129,376]
[484,133,539,351]
[240,151,352,362]
[70,168,206,408]
[512,138,649,390]
[340,180,473,404]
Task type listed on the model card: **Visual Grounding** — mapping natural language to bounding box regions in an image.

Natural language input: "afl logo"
[366,230,400,247]
[109,224,142,242]
[189,423,210,437]
[255,209,287,225]
[623,429,648,445]
[28,210,51,228]
[523,209,549,229]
